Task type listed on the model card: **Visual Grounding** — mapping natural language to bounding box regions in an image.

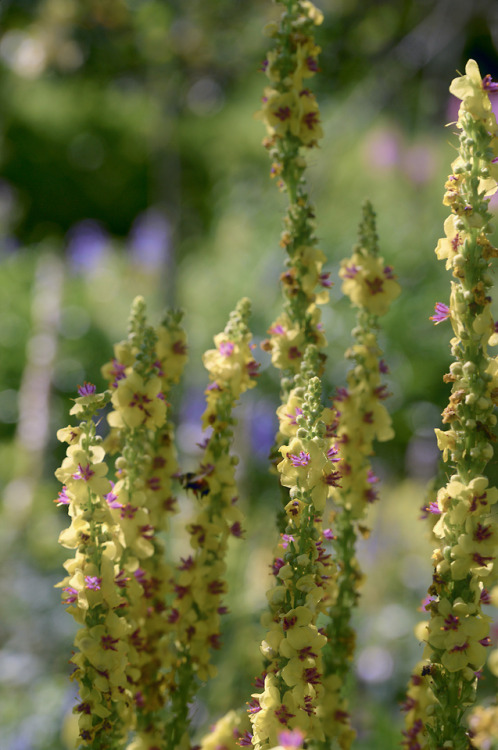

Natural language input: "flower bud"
[463,361,476,376]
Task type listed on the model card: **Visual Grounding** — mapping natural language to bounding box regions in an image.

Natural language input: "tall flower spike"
[165,298,259,749]
[404,60,498,750]
[249,352,338,750]
[100,298,188,750]
[320,201,398,749]
[55,385,136,748]
[258,0,329,396]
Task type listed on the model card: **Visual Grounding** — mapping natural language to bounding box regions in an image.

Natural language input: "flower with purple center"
[85,576,102,590]
[323,528,335,540]
[72,463,95,482]
[289,451,310,467]
[430,302,450,324]
[77,382,96,396]
[343,264,359,279]
[219,340,234,356]
[269,324,285,335]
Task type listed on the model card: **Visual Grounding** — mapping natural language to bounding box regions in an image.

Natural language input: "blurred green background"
[1,1,498,748]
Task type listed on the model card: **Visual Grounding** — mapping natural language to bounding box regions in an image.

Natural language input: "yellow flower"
[295,90,323,145]
[108,370,166,430]
[257,88,300,139]
[339,252,400,316]
[449,59,494,121]
[301,0,324,25]
[278,437,328,492]
[55,445,110,503]
[155,324,188,384]
[281,624,327,655]
[434,428,456,462]
[57,425,82,445]
[202,332,258,396]
[277,393,304,440]
[295,245,327,296]
[435,215,464,270]
[294,41,321,88]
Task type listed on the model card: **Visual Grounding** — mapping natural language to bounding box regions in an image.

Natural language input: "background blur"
[1,1,498,748]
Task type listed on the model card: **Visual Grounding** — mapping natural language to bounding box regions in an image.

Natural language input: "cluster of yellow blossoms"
[404,60,498,750]
[334,202,398,520]
[316,203,398,748]
[56,386,132,749]
[57,297,189,749]
[256,0,324,178]
[258,0,330,391]
[103,301,187,750]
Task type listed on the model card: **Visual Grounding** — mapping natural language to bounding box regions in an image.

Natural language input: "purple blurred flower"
[128,209,171,270]
[365,128,401,169]
[248,398,278,459]
[66,220,109,273]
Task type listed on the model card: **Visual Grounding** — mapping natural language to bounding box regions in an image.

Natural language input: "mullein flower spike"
[57,297,189,750]
[56,386,134,749]
[319,202,398,750]
[166,298,259,749]
[248,351,339,750]
[258,0,329,392]
[404,60,498,750]
[100,299,188,750]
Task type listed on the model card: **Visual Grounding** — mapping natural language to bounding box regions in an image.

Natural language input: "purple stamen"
[56,487,71,505]
[483,74,498,92]
[72,463,95,482]
[85,576,102,590]
[430,302,450,324]
[105,491,123,509]
[62,587,78,603]
[289,451,310,467]
[77,382,96,396]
